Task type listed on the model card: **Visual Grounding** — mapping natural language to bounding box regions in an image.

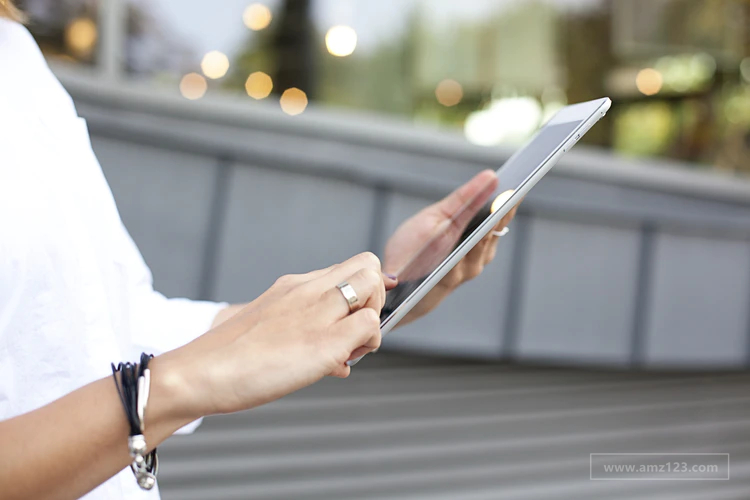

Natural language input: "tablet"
[348,97,611,366]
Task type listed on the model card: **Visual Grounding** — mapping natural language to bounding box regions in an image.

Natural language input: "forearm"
[0,357,194,500]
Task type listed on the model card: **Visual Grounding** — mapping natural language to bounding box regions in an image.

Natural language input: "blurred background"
[17,0,750,498]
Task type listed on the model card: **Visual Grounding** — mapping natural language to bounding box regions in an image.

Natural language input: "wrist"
[145,354,204,429]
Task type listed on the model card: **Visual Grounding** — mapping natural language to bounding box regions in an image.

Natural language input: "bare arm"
[0,252,388,500]
[0,357,193,500]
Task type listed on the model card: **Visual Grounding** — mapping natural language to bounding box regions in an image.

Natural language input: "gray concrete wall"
[60,70,750,370]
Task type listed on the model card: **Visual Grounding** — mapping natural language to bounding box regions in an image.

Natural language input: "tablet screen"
[381,120,581,322]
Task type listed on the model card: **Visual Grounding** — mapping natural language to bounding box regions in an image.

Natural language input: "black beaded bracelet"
[112,353,158,490]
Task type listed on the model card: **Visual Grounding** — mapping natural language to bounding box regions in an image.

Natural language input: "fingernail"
[384,273,397,280]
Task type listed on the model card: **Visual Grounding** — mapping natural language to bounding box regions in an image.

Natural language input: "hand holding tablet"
[348,97,612,366]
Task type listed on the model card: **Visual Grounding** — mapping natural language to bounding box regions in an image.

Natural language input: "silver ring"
[491,227,510,238]
[336,281,359,313]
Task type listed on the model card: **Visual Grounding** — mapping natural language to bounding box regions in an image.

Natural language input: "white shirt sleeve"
[116,221,228,358]
[116,223,228,435]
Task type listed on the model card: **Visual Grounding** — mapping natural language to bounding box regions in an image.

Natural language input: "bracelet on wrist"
[111,353,158,490]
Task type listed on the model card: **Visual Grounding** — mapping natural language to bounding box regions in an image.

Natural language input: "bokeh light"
[614,102,674,156]
[741,58,750,84]
[201,51,230,79]
[180,73,208,100]
[280,88,308,115]
[653,54,715,93]
[245,71,273,99]
[465,97,543,146]
[636,68,663,96]
[325,26,357,57]
[435,79,463,107]
[725,89,750,126]
[65,17,97,58]
[243,4,272,31]
[689,53,716,82]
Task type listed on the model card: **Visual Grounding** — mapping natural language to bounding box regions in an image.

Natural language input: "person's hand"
[383,170,520,324]
[157,252,396,418]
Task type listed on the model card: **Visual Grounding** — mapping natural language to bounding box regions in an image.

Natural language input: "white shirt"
[0,19,226,499]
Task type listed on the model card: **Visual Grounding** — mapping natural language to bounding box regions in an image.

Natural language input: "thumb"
[436,169,498,220]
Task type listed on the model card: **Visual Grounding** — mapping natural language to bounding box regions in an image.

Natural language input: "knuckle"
[273,274,294,288]
[468,264,483,279]
[360,268,382,287]
[359,251,381,269]
[360,307,381,328]
[442,269,462,289]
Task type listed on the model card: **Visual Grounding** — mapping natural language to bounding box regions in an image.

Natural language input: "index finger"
[316,252,395,290]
